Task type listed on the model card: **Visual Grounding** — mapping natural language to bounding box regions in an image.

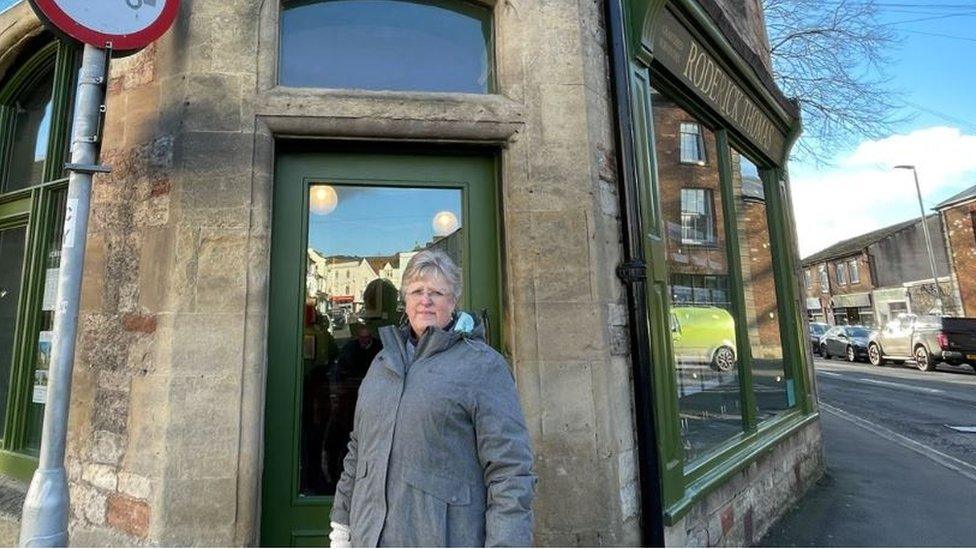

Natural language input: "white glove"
[329,522,351,548]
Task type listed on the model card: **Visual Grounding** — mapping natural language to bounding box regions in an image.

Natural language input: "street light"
[894,165,944,313]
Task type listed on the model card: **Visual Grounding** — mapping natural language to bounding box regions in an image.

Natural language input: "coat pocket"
[402,467,471,506]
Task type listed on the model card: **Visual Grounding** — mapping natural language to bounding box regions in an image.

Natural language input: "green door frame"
[261,147,501,546]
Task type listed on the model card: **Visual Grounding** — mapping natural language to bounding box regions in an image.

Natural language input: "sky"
[789,1,976,258]
[308,186,462,258]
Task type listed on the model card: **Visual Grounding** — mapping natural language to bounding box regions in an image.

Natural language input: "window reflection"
[300,184,462,495]
[730,149,793,420]
[652,89,744,463]
[280,0,492,93]
[5,70,54,192]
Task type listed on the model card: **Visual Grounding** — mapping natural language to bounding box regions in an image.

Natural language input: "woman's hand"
[329,522,351,548]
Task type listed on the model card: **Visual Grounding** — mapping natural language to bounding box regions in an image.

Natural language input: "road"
[761,357,976,546]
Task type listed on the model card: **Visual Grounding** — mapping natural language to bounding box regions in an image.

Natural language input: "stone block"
[162,477,236,533]
[80,233,107,312]
[138,227,174,313]
[535,302,606,361]
[106,493,150,539]
[92,430,125,466]
[170,313,244,376]
[529,209,593,302]
[118,472,152,501]
[538,361,597,455]
[193,229,248,312]
[184,73,244,132]
[533,455,611,531]
[93,389,129,435]
[82,463,118,492]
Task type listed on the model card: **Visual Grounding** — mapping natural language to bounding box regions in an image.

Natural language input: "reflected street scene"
[299,184,462,496]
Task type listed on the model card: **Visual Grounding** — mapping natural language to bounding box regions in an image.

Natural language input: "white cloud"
[790,126,976,258]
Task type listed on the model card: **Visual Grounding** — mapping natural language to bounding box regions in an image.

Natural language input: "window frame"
[804,269,812,289]
[835,261,848,285]
[636,66,815,522]
[0,39,77,480]
[819,265,829,292]
[848,259,860,284]
[277,0,497,94]
[678,187,716,245]
[678,121,707,165]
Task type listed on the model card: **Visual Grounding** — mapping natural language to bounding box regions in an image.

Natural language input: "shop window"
[279,0,493,93]
[2,66,54,193]
[849,259,860,284]
[731,149,792,421]
[679,122,706,164]
[680,188,715,245]
[653,92,743,463]
[0,41,75,474]
[835,261,848,285]
[819,265,828,292]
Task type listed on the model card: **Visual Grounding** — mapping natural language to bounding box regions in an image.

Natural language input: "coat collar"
[377,314,484,378]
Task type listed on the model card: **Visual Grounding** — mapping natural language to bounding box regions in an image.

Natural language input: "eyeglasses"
[405,287,452,302]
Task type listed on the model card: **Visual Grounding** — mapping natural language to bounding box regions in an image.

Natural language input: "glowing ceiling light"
[432,211,459,236]
[310,185,338,215]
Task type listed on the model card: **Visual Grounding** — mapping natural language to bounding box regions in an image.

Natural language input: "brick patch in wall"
[122,313,156,333]
[720,505,734,536]
[106,493,149,539]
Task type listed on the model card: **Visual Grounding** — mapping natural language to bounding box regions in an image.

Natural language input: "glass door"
[261,148,499,546]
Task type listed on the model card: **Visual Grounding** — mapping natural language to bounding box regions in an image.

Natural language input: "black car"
[820,325,872,362]
[808,322,829,355]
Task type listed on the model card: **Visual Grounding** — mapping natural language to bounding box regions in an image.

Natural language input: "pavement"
[761,358,976,547]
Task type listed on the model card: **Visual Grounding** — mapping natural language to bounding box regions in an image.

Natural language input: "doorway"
[261,147,500,546]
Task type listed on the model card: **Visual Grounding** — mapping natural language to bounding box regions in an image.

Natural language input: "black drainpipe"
[604,0,666,546]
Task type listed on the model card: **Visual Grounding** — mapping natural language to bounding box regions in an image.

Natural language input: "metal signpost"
[19,1,178,546]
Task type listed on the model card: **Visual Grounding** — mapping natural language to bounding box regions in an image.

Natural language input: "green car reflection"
[670,306,737,372]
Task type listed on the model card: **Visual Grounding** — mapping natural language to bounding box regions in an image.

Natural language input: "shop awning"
[831,292,871,308]
[806,297,822,311]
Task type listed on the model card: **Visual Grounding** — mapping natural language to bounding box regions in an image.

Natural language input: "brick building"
[935,184,976,316]
[801,215,958,327]
[0,0,823,545]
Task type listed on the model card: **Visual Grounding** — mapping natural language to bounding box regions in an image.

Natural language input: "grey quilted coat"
[330,318,536,547]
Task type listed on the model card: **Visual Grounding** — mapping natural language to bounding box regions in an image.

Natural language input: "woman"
[329,250,536,547]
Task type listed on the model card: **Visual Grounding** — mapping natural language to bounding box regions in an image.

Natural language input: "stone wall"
[64,0,641,545]
[665,420,825,547]
[941,201,976,316]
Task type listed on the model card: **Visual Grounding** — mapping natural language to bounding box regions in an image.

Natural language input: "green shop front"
[611,0,822,543]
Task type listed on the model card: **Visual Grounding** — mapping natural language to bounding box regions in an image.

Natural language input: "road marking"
[855,378,944,394]
[817,371,843,378]
[820,402,976,483]
[946,425,976,433]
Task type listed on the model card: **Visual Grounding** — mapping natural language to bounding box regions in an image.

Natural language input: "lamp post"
[894,165,944,313]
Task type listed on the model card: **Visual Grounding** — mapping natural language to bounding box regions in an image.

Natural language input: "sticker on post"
[33,331,53,404]
[63,198,78,249]
[42,268,60,311]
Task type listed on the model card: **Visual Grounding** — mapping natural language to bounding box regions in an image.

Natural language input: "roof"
[365,255,399,273]
[933,184,976,210]
[801,215,937,266]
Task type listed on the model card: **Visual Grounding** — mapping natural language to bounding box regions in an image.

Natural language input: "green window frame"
[631,60,816,522]
[0,39,77,480]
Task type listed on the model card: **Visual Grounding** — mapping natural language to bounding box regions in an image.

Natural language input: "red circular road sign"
[28,0,180,51]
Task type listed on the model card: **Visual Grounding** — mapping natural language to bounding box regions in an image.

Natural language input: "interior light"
[432,211,459,236]
[310,185,338,215]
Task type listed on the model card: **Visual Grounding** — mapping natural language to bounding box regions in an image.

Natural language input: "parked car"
[819,325,872,362]
[868,314,976,371]
[670,306,737,372]
[808,322,830,355]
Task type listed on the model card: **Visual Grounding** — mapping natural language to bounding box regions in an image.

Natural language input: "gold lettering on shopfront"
[656,9,786,160]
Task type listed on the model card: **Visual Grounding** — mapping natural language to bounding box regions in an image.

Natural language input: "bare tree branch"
[763,0,910,165]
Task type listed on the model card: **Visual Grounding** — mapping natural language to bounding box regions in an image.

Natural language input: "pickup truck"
[868,314,976,371]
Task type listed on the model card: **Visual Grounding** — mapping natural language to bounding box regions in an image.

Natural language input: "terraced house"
[0,0,823,545]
